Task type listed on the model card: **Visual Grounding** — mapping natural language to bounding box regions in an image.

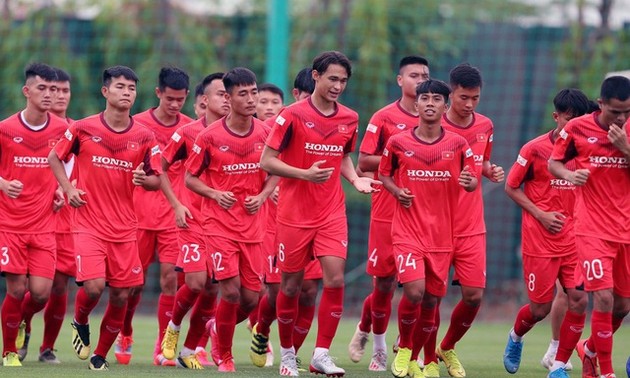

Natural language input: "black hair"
[399,55,429,71]
[53,67,71,82]
[222,67,257,94]
[312,51,352,78]
[553,88,590,118]
[195,72,225,98]
[587,100,600,113]
[416,79,451,101]
[449,63,482,89]
[258,83,284,102]
[158,66,189,91]
[103,65,138,87]
[600,76,630,102]
[24,62,58,82]
[293,67,315,94]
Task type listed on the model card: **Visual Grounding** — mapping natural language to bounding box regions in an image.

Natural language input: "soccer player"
[348,55,430,372]
[48,65,163,370]
[382,79,477,378]
[119,66,193,366]
[0,62,67,367]
[549,76,630,378]
[502,89,591,377]
[159,72,229,369]
[419,63,504,378]
[17,67,76,364]
[260,50,379,377]
[256,83,284,122]
[193,81,208,119]
[185,67,277,372]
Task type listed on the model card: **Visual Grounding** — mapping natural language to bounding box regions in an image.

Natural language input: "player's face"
[227,83,258,117]
[598,97,630,128]
[193,95,207,119]
[52,81,71,115]
[157,87,188,117]
[312,64,349,103]
[23,75,56,112]
[103,76,137,110]
[552,111,574,131]
[416,92,447,123]
[205,79,230,119]
[397,64,430,99]
[449,85,481,119]
[256,91,283,121]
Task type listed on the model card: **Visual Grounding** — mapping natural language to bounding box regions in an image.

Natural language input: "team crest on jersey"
[172,132,181,143]
[254,143,264,151]
[366,124,378,133]
[219,145,229,152]
[587,137,598,144]
[476,133,486,142]
[404,150,414,157]
[338,124,348,133]
[442,151,454,160]
[305,122,315,129]
[127,141,139,151]
[92,136,102,143]
[48,139,57,148]
[13,137,23,143]
[396,124,406,130]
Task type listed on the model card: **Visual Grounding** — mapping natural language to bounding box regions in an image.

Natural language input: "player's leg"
[548,286,587,377]
[294,275,319,353]
[2,272,28,366]
[542,280,568,370]
[39,271,70,364]
[153,230,179,361]
[90,286,130,370]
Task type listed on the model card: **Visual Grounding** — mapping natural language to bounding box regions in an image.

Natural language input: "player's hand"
[66,187,87,208]
[1,179,24,199]
[132,162,148,186]
[568,169,590,186]
[352,176,381,194]
[459,166,476,189]
[174,204,192,228]
[53,186,65,212]
[537,211,566,234]
[607,123,630,155]
[396,187,415,208]
[270,186,279,205]
[213,191,237,210]
[489,164,505,183]
[304,160,334,183]
[244,195,265,214]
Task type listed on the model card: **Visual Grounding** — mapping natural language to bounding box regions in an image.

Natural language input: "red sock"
[591,310,613,375]
[215,299,239,357]
[171,285,198,326]
[41,292,68,351]
[511,304,537,338]
[555,310,585,363]
[74,287,100,325]
[423,307,440,364]
[195,291,217,348]
[293,304,315,352]
[21,291,47,333]
[156,294,175,345]
[359,294,372,333]
[176,271,185,289]
[412,305,436,360]
[276,291,299,349]
[256,294,276,337]
[397,295,420,349]
[371,287,393,335]
[315,286,344,349]
[122,291,141,336]
[93,302,127,357]
[183,293,215,350]
[440,300,480,350]
[248,299,260,328]
[2,294,23,354]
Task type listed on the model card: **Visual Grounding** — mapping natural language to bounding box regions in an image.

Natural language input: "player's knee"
[530,303,552,321]
[567,291,588,313]
[462,288,483,306]
[375,276,396,292]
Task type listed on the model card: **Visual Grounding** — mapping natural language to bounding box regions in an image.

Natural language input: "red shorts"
[263,230,281,283]
[207,235,263,292]
[575,235,630,296]
[137,228,179,270]
[74,233,144,287]
[451,234,486,288]
[0,232,56,279]
[522,253,580,303]
[175,228,211,274]
[366,220,396,277]
[55,232,76,277]
[393,243,450,297]
[275,216,347,274]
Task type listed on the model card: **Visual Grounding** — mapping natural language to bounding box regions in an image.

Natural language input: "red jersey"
[266,97,359,227]
[186,118,270,242]
[380,128,475,251]
[507,130,576,257]
[132,108,194,230]
[53,113,163,242]
[0,112,68,233]
[551,112,630,243]
[161,117,207,233]
[442,112,494,236]
[360,100,417,222]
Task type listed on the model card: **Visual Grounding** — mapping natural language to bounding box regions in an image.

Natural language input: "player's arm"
[358,152,380,172]
[132,162,161,190]
[378,173,413,208]
[160,157,192,228]
[505,182,565,234]
[341,154,380,193]
[548,160,589,186]
[482,160,504,182]
[185,171,236,210]
[48,149,86,207]
[259,145,334,183]
[458,165,478,192]
[244,175,280,215]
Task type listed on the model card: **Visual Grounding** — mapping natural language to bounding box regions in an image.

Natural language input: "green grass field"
[10,314,630,377]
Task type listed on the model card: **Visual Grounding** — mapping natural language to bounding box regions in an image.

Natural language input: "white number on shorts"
[76,254,81,273]
[397,253,416,273]
[268,255,279,274]
[368,248,378,267]
[584,259,604,281]
[1,247,9,265]
[212,251,225,272]
[182,243,201,263]
[278,243,285,262]
[527,273,535,292]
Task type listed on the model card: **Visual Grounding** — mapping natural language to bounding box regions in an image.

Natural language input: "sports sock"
[315,286,344,349]
[74,287,100,325]
[371,286,393,335]
[41,292,68,351]
[555,310,585,363]
[358,294,372,333]
[511,304,537,339]
[397,295,420,350]
[94,301,127,357]
[1,294,23,354]
[276,291,299,349]
[215,299,239,357]
[293,303,315,352]
[121,291,141,336]
[590,310,613,375]
[171,284,198,326]
[440,300,480,350]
